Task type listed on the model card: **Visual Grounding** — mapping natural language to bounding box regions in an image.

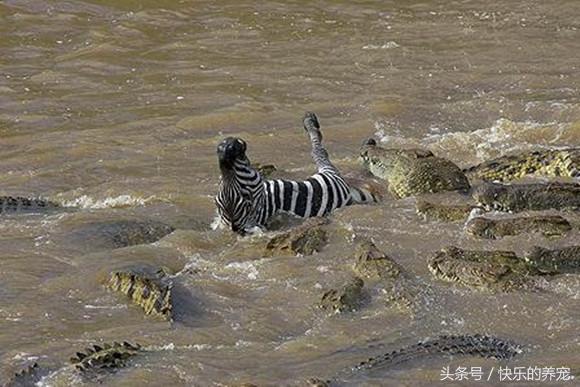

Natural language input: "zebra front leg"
[303,112,339,174]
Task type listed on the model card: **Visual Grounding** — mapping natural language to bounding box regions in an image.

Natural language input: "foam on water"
[225,261,260,281]
[376,118,577,166]
[57,194,158,209]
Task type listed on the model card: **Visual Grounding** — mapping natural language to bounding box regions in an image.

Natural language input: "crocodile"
[5,342,143,385]
[319,277,365,314]
[264,217,329,257]
[106,266,173,321]
[464,148,579,182]
[67,219,175,251]
[416,199,478,222]
[70,341,142,373]
[472,182,580,212]
[427,246,537,292]
[0,195,59,214]
[359,139,470,199]
[4,362,46,387]
[310,334,522,384]
[353,240,420,312]
[524,245,580,274]
[465,214,572,239]
[352,334,522,372]
[353,240,403,279]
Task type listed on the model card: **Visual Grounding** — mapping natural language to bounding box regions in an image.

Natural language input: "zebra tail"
[349,184,381,204]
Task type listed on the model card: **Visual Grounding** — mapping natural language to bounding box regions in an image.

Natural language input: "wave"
[375,118,578,167]
[57,194,158,209]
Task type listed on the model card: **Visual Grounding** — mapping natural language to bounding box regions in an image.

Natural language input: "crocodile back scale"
[215,112,378,234]
[69,341,142,372]
[352,334,522,372]
[0,196,59,213]
[464,148,579,182]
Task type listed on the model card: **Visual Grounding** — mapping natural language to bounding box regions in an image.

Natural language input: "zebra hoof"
[303,111,320,131]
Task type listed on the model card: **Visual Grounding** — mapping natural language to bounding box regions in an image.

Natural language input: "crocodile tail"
[353,334,522,371]
[0,196,57,213]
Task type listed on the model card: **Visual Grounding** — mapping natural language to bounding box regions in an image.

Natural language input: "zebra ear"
[237,138,247,152]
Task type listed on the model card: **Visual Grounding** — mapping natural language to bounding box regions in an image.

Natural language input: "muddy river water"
[1,0,579,386]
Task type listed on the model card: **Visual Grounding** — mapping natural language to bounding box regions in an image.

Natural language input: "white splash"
[210,214,225,230]
[225,261,260,280]
[362,41,400,50]
[376,118,573,166]
[58,194,156,209]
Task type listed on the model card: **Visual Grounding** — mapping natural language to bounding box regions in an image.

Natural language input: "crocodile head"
[360,138,381,166]
[354,239,402,279]
[319,277,364,313]
[359,139,401,179]
[360,139,436,179]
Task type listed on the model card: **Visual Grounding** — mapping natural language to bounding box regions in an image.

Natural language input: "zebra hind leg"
[302,112,338,173]
[303,111,323,141]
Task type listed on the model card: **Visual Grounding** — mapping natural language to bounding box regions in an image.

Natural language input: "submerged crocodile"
[106,266,173,320]
[319,277,365,313]
[428,246,536,292]
[465,148,579,182]
[353,240,403,279]
[472,182,580,212]
[525,245,580,274]
[70,341,142,373]
[309,334,522,384]
[353,240,421,312]
[416,199,478,222]
[465,214,572,239]
[352,334,522,372]
[264,217,329,257]
[0,195,59,214]
[360,139,470,199]
[5,341,142,386]
[59,219,176,255]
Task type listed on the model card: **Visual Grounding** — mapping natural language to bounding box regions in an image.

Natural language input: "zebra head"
[217,136,247,170]
[215,137,263,234]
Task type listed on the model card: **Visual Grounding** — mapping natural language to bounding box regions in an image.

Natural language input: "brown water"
[1,0,580,385]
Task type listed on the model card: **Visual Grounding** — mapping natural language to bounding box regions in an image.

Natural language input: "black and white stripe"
[215,112,377,234]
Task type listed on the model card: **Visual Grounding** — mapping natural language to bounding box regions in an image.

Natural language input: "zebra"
[214,112,378,235]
